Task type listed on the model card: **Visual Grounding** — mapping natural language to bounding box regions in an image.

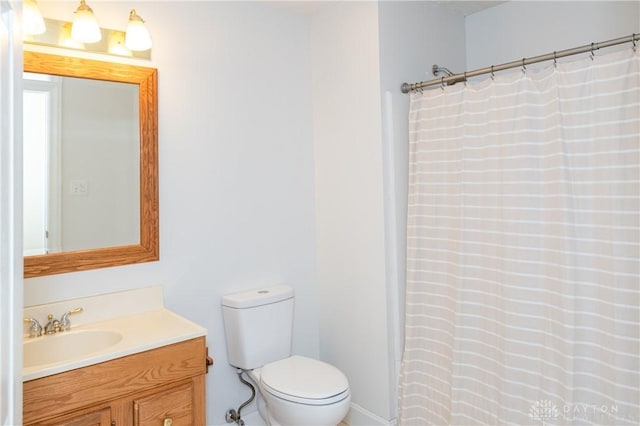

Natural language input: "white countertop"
[23,287,207,381]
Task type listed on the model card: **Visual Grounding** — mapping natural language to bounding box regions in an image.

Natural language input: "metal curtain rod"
[401,33,639,93]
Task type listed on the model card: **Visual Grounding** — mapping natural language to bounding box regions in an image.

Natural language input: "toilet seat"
[261,355,350,406]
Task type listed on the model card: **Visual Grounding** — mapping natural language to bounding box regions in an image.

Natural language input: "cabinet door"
[30,406,111,426]
[133,382,193,426]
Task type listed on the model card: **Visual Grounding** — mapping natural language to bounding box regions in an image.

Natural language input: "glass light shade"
[125,10,152,51]
[23,0,46,36]
[71,0,101,43]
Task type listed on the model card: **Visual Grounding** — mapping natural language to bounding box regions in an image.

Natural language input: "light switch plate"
[70,179,88,196]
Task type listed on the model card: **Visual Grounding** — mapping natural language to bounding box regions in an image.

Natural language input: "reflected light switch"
[70,179,89,196]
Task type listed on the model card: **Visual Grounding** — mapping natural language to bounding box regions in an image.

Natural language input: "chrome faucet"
[24,307,84,338]
[60,307,83,331]
[44,314,60,335]
[23,318,43,338]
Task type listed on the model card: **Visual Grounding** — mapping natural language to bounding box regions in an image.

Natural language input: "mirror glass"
[24,73,140,255]
[23,51,158,278]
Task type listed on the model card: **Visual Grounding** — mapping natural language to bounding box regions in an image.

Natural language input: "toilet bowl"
[247,355,351,426]
[221,285,351,426]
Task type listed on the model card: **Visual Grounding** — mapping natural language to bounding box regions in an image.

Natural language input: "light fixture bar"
[24,18,151,60]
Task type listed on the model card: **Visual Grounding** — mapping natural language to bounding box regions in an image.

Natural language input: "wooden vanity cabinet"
[23,337,208,426]
[133,381,194,425]
[28,406,112,426]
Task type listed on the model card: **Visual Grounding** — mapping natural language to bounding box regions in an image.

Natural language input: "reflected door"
[23,77,61,255]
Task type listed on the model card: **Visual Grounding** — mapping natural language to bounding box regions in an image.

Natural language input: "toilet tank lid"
[222,285,293,309]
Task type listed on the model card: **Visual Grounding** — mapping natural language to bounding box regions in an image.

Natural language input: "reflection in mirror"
[23,51,158,278]
[24,73,140,255]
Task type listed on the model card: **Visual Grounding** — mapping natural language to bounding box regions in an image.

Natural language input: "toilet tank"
[222,285,294,370]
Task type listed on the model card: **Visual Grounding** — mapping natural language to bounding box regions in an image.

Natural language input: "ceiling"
[434,1,507,16]
[270,1,507,17]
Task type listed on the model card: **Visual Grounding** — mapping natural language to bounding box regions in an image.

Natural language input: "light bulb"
[125,10,152,51]
[71,0,101,43]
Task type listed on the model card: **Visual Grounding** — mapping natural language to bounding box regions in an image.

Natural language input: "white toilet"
[222,285,351,426]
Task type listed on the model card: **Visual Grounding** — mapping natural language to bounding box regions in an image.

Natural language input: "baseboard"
[214,403,396,426]
[344,403,397,426]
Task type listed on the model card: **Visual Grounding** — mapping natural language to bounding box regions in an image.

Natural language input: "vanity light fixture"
[125,10,152,51]
[71,0,101,44]
[23,0,46,36]
[59,22,85,50]
[24,5,152,59]
[107,31,131,56]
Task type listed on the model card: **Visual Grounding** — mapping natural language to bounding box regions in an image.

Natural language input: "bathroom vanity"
[23,338,207,425]
[22,287,209,426]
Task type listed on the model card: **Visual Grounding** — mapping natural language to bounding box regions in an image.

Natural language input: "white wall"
[25,2,317,425]
[466,1,640,70]
[311,3,393,424]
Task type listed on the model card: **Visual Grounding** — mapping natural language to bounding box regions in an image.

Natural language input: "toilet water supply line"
[226,369,256,426]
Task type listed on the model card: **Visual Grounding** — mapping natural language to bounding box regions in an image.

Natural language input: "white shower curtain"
[399,48,639,425]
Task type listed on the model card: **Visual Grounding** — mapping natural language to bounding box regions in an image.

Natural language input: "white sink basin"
[23,290,207,382]
[24,330,123,369]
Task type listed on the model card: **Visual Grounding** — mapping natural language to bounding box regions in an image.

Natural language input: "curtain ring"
[491,65,495,80]
[553,51,557,67]
[440,76,445,90]
[591,42,596,60]
[521,58,526,73]
[632,33,637,52]
[463,71,468,86]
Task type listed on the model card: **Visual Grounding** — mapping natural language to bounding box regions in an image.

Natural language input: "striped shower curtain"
[398,48,639,425]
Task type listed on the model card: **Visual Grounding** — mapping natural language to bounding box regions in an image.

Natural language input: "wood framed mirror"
[23,51,158,278]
